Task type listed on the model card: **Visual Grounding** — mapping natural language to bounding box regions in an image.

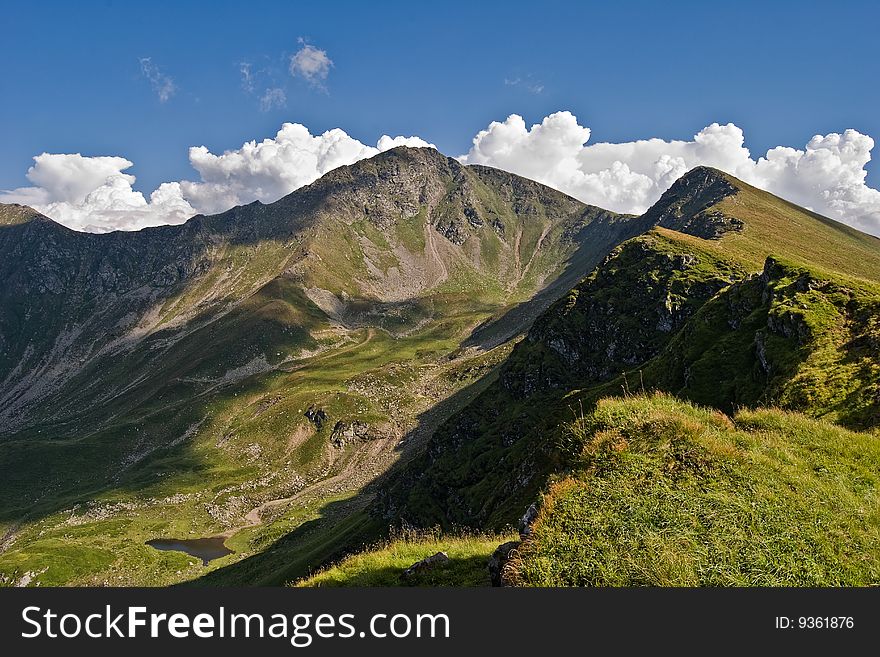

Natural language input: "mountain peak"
[0,203,54,228]
[642,166,742,239]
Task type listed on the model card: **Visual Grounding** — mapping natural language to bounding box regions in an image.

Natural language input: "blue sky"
[2,0,880,235]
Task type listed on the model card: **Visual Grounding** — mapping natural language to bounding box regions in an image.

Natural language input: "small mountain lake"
[146,537,233,565]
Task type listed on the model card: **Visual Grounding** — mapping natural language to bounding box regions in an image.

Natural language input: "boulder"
[402,551,450,579]
[488,541,519,587]
[304,405,328,429]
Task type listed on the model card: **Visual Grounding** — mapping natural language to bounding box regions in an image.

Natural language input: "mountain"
[3,154,879,587]
[384,166,880,531]
[0,147,640,435]
[0,147,643,586]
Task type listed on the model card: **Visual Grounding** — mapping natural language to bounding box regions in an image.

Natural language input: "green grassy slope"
[298,394,880,588]
[644,166,880,281]
[295,530,516,587]
[513,394,880,586]
[387,166,880,535]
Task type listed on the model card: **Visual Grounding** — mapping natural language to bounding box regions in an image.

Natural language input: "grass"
[662,172,880,283]
[512,394,880,586]
[295,529,517,587]
[392,203,880,532]
[0,302,511,585]
[394,207,427,253]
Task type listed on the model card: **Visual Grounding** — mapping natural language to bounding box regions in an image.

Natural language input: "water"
[146,537,233,565]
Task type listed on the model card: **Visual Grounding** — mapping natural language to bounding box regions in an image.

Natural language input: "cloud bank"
[459,112,880,235]
[1,112,878,236]
[0,125,433,232]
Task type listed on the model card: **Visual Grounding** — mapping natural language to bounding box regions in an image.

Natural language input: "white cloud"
[180,124,433,214]
[459,112,880,236]
[289,41,333,89]
[259,87,287,112]
[239,62,254,93]
[0,126,434,231]
[139,57,176,103]
[0,153,195,232]
[2,114,878,237]
[375,134,435,151]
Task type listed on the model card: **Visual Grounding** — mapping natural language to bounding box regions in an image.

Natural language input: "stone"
[402,551,450,579]
[304,405,328,429]
[488,541,519,587]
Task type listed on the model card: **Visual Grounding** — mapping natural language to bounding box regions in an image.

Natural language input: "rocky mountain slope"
[0,147,644,586]
[0,147,637,437]
[385,166,880,529]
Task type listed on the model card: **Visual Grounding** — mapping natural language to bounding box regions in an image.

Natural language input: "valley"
[1,150,879,587]
[0,147,636,586]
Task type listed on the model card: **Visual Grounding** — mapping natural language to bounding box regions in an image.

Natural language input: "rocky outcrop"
[643,166,743,239]
[328,420,399,448]
[304,405,328,429]
[402,551,449,580]
[500,235,743,397]
[488,541,519,587]
[330,420,374,448]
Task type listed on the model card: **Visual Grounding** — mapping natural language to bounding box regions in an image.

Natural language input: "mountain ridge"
[383,163,880,531]
[1,146,633,433]
[2,149,880,587]
[0,146,649,587]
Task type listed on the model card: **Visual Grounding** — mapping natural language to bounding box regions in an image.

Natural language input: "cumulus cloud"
[460,112,880,236]
[139,57,176,103]
[3,114,878,236]
[259,87,287,112]
[289,40,333,89]
[0,153,195,232]
[179,124,433,214]
[0,126,433,232]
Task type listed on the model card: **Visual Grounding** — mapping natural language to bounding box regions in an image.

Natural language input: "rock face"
[402,551,450,580]
[643,166,743,239]
[488,541,519,587]
[499,235,744,397]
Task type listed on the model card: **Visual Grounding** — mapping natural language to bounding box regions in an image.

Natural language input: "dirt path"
[219,432,396,539]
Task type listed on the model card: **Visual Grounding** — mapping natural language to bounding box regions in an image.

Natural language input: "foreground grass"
[513,394,880,586]
[295,530,517,587]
